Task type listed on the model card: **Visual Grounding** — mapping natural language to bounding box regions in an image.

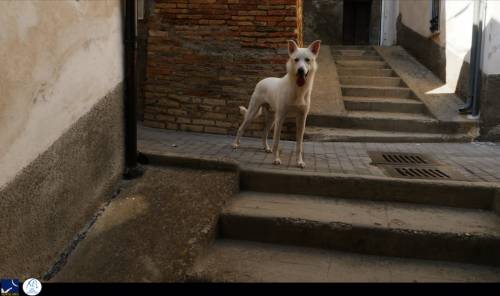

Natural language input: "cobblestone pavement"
[139,125,500,183]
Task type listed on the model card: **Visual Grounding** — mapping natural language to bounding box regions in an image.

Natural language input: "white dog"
[232,40,321,168]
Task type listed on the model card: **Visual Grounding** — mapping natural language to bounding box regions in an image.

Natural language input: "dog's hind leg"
[262,107,275,153]
[232,100,261,149]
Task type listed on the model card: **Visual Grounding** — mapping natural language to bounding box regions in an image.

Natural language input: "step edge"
[221,208,500,240]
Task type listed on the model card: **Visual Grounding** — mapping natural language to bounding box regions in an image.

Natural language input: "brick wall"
[143,0,303,138]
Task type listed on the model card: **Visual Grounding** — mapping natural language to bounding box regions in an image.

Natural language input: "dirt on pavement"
[52,165,238,282]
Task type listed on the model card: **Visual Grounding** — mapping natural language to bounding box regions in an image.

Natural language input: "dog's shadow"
[229,145,267,153]
[227,143,291,157]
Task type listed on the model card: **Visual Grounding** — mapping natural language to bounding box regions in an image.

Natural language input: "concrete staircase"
[189,169,500,282]
[305,46,476,143]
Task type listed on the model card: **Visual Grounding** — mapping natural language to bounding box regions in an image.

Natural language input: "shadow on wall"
[396,9,447,86]
[416,15,500,140]
[477,18,500,140]
[455,49,472,104]
[396,4,470,104]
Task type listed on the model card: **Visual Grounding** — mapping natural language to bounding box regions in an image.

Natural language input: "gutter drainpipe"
[123,0,143,179]
[460,0,485,117]
[380,0,385,46]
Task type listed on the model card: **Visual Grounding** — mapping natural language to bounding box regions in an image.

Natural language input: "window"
[430,0,440,33]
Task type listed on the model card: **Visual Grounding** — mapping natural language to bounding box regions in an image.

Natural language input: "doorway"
[343,0,373,45]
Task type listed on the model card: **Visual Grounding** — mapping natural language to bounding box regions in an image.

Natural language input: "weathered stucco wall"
[398,0,473,94]
[0,0,124,278]
[303,0,343,45]
[381,0,398,46]
[399,0,474,91]
[478,0,500,140]
[443,0,473,92]
[399,0,433,39]
[398,0,500,140]
[0,0,123,188]
[482,0,500,76]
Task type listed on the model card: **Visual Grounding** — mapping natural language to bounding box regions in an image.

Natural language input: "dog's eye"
[305,58,310,63]
[294,58,299,62]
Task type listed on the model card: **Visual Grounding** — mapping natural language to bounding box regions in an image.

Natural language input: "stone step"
[334,55,382,61]
[307,111,475,134]
[331,49,378,57]
[240,167,495,210]
[343,97,427,114]
[332,45,374,51]
[340,76,404,87]
[218,191,500,266]
[336,60,388,69]
[304,126,474,143]
[337,67,396,77]
[341,85,415,99]
[189,240,500,282]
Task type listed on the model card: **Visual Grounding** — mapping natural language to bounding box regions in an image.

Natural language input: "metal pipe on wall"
[460,0,485,117]
[123,0,143,179]
[380,0,385,46]
[471,0,486,117]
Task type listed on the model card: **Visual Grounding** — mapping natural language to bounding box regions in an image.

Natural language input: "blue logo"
[1,279,19,295]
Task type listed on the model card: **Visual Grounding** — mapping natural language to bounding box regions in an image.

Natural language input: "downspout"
[460,0,485,117]
[380,0,385,46]
[123,0,143,179]
[470,0,486,117]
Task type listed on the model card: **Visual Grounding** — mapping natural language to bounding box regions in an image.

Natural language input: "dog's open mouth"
[296,72,307,87]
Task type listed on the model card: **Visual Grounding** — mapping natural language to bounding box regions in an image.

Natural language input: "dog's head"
[287,40,321,87]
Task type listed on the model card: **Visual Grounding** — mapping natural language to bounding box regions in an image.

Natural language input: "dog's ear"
[308,40,321,56]
[288,40,299,56]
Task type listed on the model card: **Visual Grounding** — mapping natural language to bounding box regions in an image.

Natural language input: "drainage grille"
[380,165,467,181]
[368,151,439,165]
[368,151,466,181]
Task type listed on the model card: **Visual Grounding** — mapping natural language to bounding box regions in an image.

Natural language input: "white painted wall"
[398,0,500,76]
[0,0,124,189]
[443,0,474,90]
[399,0,432,38]
[398,0,474,90]
[482,0,500,75]
[381,0,399,46]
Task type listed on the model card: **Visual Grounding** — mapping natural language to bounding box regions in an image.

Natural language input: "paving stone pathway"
[139,125,500,183]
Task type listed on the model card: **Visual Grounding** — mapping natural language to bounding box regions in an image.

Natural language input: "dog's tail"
[239,106,248,116]
[239,106,262,119]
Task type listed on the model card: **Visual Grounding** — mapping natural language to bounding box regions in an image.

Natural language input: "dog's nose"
[297,68,305,76]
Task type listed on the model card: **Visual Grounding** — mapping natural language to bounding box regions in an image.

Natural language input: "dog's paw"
[231,143,240,149]
[264,147,272,153]
[273,159,281,165]
[297,161,306,168]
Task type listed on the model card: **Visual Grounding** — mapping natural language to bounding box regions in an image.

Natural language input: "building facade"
[397,0,500,139]
[142,0,303,138]
[0,0,125,278]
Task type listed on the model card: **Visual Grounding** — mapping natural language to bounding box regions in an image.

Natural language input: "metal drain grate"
[381,165,467,181]
[395,167,450,178]
[368,151,439,165]
[368,151,466,181]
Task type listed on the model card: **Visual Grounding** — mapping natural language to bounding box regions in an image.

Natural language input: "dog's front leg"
[272,114,286,165]
[262,108,275,153]
[296,113,307,168]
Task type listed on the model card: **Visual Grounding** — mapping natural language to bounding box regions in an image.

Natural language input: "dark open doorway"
[343,0,372,45]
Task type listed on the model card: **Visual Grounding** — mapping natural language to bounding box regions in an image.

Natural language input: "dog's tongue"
[296,75,306,87]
